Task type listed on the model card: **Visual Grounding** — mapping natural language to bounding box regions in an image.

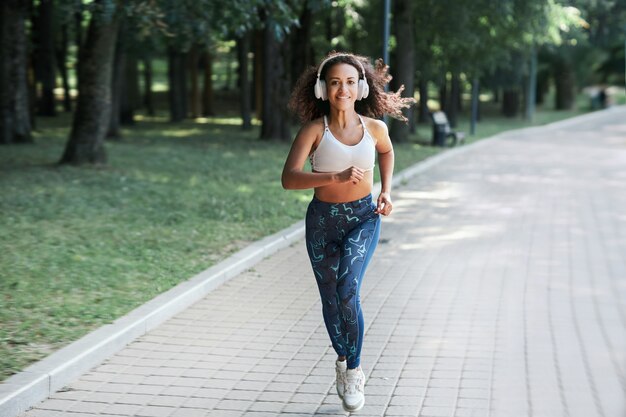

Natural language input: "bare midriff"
[313,170,374,203]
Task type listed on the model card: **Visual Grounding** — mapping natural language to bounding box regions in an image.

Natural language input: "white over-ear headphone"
[314,54,370,101]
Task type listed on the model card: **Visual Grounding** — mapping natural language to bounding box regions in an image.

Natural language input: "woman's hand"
[336,166,365,185]
[375,192,392,216]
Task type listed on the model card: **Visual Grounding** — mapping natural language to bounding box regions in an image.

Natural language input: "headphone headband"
[316,54,367,80]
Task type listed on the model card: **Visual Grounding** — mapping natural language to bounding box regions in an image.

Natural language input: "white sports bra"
[310,115,376,173]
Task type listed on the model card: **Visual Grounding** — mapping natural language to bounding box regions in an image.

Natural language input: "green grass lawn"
[0,99,592,381]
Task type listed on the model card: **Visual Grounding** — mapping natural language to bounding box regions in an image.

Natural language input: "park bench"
[430,111,466,147]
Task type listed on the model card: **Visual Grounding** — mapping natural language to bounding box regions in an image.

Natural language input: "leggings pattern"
[305,194,381,369]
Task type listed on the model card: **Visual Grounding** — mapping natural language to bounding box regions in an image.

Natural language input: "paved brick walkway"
[19,108,626,417]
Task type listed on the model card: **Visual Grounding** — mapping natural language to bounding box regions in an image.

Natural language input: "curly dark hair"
[289,51,415,123]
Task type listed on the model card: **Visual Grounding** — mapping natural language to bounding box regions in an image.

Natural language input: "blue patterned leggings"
[305,194,381,369]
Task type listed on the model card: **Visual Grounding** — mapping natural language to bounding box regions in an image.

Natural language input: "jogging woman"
[281,52,413,412]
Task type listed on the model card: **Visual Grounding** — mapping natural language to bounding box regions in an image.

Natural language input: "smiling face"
[325,63,360,110]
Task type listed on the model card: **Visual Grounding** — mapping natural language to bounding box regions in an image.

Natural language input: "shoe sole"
[342,398,364,412]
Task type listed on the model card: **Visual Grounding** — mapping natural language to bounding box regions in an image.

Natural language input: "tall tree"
[0,0,33,144]
[107,17,126,138]
[158,0,302,132]
[107,13,140,134]
[403,0,585,122]
[167,46,187,122]
[158,0,217,122]
[55,20,72,112]
[141,52,155,116]
[120,51,139,124]
[580,0,626,84]
[237,32,252,129]
[33,0,57,116]
[389,0,415,142]
[188,45,201,119]
[254,0,302,141]
[411,0,438,124]
[347,0,384,59]
[253,31,263,118]
[290,0,324,90]
[201,49,215,117]
[259,9,291,141]
[60,1,120,164]
[553,50,577,110]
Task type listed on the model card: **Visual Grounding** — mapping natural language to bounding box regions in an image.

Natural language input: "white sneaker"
[342,367,365,412]
[335,360,347,398]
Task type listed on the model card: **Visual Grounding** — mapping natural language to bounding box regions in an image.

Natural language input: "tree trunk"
[502,89,520,117]
[225,50,233,90]
[260,22,290,141]
[73,2,83,82]
[28,51,37,130]
[201,48,214,117]
[253,31,263,119]
[326,10,333,44]
[107,19,125,139]
[56,22,72,112]
[75,5,83,49]
[59,3,120,164]
[188,45,200,119]
[389,0,415,142]
[26,0,36,128]
[0,0,33,144]
[438,78,447,113]
[290,2,313,91]
[536,69,550,105]
[448,73,460,128]
[32,0,56,116]
[554,59,575,110]
[121,52,138,125]
[525,46,537,121]
[457,77,463,112]
[237,32,252,130]
[470,77,479,135]
[418,78,429,124]
[142,54,154,116]
[167,46,187,122]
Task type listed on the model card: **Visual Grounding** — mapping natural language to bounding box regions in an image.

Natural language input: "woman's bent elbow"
[281,175,294,190]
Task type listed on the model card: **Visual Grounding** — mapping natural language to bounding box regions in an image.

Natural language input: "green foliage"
[541,2,587,46]
[572,0,626,83]
[328,0,370,53]
[155,0,223,49]
[400,0,592,82]
[154,0,302,51]
[53,0,303,53]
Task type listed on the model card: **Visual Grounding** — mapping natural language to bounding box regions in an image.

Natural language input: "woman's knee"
[339,298,359,324]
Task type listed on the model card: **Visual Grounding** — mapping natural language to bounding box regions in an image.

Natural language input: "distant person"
[598,88,607,108]
[281,52,413,412]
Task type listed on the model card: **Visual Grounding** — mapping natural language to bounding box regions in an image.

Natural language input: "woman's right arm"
[281,122,364,190]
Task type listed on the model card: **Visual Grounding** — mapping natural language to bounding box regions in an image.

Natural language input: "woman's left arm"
[370,120,394,216]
